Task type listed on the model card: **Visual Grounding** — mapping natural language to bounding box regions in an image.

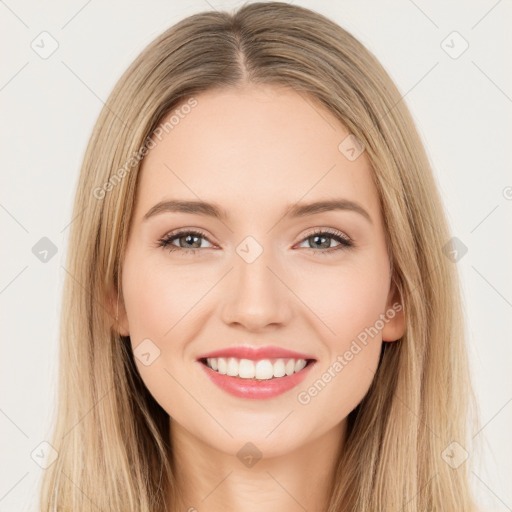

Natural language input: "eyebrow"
[143,198,372,224]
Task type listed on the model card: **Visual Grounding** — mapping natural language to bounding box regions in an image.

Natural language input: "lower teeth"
[230,374,285,380]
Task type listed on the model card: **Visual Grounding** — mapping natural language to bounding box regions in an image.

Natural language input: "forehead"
[135,84,380,222]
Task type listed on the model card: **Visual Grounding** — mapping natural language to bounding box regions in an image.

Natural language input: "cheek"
[121,259,190,415]
[300,345,380,424]
[121,255,208,408]
[122,256,198,342]
[124,278,168,341]
[292,252,389,414]
[295,267,386,419]
[297,253,390,347]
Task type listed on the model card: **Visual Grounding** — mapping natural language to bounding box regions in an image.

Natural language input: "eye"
[157,229,214,255]
[296,228,353,255]
[157,228,354,256]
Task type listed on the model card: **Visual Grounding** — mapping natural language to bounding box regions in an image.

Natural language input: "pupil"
[184,234,200,248]
[312,235,329,249]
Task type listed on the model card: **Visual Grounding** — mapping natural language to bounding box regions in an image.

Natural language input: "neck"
[168,418,346,512]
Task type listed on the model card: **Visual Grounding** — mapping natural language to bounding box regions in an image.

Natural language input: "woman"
[40,2,478,510]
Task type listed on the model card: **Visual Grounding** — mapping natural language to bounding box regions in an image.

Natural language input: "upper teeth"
[205,357,308,380]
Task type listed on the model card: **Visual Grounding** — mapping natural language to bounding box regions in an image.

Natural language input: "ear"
[106,285,130,337]
[381,276,406,342]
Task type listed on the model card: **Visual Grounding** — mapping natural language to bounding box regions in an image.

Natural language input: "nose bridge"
[220,235,291,329]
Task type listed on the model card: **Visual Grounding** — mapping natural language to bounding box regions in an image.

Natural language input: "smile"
[202,356,311,379]
[198,357,316,399]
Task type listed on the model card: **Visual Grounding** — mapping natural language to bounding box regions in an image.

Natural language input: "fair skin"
[113,84,405,512]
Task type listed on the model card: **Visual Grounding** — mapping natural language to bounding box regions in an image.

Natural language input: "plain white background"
[1,1,511,510]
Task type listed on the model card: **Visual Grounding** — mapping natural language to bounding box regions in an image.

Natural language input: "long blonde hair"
[40,2,478,510]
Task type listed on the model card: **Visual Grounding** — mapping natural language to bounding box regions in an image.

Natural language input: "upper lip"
[197,345,316,361]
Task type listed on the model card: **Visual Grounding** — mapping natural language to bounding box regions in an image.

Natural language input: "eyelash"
[156,228,354,256]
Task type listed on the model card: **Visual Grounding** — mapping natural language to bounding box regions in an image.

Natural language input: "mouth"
[197,356,317,400]
[198,356,316,380]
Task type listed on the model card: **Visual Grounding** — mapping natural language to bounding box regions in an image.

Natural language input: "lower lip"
[198,360,316,399]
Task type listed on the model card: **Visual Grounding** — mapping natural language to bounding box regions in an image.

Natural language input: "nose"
[220,245,293,332]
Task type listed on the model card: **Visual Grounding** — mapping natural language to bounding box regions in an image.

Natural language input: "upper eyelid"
[161,228,214,243]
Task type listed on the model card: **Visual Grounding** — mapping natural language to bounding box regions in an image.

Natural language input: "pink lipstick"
[196,345,316,400]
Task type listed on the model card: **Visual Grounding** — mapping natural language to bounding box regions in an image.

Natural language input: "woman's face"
[115,84,404,457]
